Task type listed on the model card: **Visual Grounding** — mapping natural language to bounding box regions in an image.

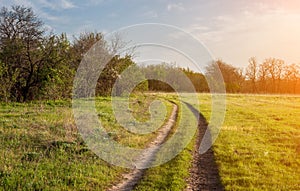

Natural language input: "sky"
[1,0,300,68]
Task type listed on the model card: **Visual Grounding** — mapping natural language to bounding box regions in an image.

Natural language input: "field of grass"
[0,99,122,190]
[0,95,174,190]
[1,93,299,190]
[197,94,300,190]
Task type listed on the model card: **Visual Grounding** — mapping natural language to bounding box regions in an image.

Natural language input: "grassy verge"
[199,94,300,190]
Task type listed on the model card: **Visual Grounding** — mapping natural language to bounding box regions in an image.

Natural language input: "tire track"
[107,103,178,191]
[185,103,224,191]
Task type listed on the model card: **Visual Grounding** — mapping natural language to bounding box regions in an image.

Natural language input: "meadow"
[0,94,299,190]
[199,94,300,190]
[0,99,124,190]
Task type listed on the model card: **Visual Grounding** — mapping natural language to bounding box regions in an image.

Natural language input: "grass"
[133,94,198,191]
[197,94,300,190]
[0,100,123,190]
[133,140,194,191]
[1,93,299,190]
[0,95,174,190]
[95,94,173,148]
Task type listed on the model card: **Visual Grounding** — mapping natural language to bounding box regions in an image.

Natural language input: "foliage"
[69,32,105,70]
[96,55,147,96]
[141,63,202,93]
[0,5,45,101]
[181,67,209,92]
[0,6,141,102]
[0,6,74,101]
[1,5,300,102]
[206,60,244,93]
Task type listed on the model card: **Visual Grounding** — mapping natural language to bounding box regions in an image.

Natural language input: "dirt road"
[107,103,178,191]
[185,103,224,191]
[108,102,224,191]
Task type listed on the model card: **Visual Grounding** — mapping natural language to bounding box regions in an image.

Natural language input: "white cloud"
[167,3,185,12]
[37,0,76,10]
[39,11,62,21]
[61,0,75,9]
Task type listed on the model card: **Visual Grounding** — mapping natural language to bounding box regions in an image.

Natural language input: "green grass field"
[0,99,124,190]
[198,94,300,190]
[0,95,174,190]
[0,94,299,190]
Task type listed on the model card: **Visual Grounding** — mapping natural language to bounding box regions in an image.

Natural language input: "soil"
[184,103,224,191]
[107,103,178,191]
[107,102,224,191]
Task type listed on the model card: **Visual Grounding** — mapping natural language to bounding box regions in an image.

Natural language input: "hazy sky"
[1,0,300,68]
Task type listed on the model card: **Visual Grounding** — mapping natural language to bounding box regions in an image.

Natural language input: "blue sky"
[1,0,300,68]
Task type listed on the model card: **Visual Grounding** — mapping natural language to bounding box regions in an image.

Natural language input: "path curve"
[107,103,178,191]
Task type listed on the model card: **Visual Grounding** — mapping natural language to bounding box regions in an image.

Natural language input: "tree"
[96,55,127,96]
[142,63,194,92]
[258,61,268,93]
[180,67,208,92]
[245,57,258,93]
[69,32,104,69]
[40,34,74,99]
[0,6,73,101]
[112,62,148,96]
[262,58,285,93]
[0,60,17,102]
[284,63,300,94]
[70,31,134,97]
[0,6,76,101]
[0,6,45,101]
[206,60,244,93]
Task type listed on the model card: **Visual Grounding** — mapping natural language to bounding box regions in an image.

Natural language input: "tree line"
[244,57,299,94]
[142,59,300,95]
[202,58,299,94]
[0,5,138,102]
[0,6,299,102]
